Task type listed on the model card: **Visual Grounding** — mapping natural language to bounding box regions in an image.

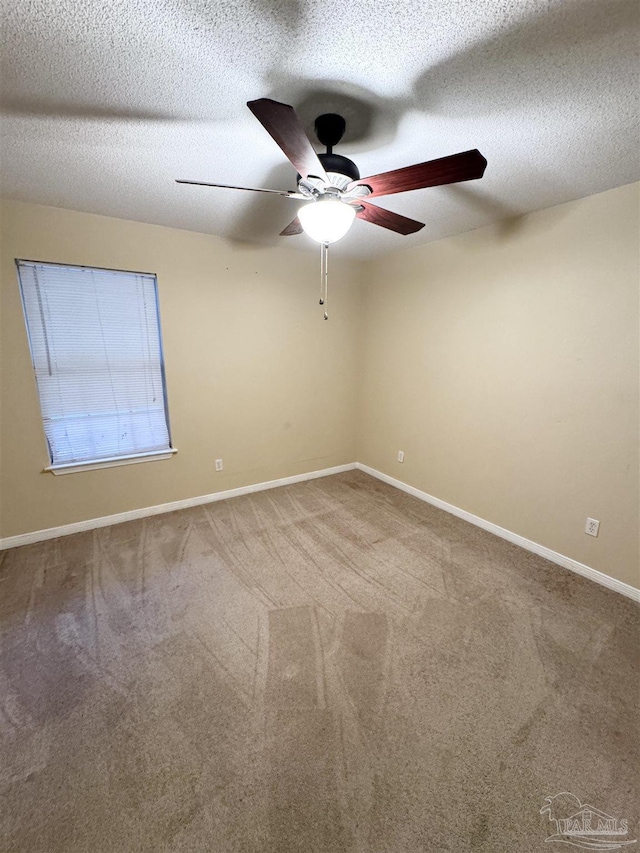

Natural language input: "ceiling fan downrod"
[313,113,360,183]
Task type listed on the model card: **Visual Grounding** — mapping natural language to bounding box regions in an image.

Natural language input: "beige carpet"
[1,470,638,852]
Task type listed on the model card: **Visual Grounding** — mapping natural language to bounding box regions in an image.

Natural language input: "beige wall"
[0,199,363,537]
[359,183,640,588]
[2,186,639,590]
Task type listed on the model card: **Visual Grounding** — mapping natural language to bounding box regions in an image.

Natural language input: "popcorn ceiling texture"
[1,0,638,258]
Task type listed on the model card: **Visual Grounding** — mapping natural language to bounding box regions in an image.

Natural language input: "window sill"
[44,448,178,475]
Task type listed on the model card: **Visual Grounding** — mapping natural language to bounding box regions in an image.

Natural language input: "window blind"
[17,261,172,467]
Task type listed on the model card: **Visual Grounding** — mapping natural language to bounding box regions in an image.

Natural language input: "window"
[17,260,174,473]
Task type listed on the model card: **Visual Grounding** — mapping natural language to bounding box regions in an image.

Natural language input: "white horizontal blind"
[17,261,171,466]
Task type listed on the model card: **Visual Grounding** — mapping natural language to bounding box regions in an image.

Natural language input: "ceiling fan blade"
[279,216,304,236]
[348,150,487,198]
[355,201,425,235]
[175,179,305,198]
[247,98,328,183]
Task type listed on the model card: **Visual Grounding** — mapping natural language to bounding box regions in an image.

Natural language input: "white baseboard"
[0,463,357,551]
[356,463,640,603]
[2,460,637,603]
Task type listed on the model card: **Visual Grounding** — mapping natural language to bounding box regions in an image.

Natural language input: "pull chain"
[319,241,329,320]
[319,241,324,306]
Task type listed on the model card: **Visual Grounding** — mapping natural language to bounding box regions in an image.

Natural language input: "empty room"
[1,1,638,851]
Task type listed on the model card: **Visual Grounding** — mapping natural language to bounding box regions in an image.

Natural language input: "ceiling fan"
[177,98,487,317]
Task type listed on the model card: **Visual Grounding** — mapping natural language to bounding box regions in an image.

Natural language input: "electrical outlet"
[585,518,600,537]
[397,450,404,463]
[215,459,223,472]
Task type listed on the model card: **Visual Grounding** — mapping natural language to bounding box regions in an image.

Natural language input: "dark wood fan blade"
[247,98,328,183]
[348,149,487,198]
[355,201,425,235]
[176,179,304,198]
[279,216,304,236]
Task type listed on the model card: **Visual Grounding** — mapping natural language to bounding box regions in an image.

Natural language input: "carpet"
[1,470,638,851]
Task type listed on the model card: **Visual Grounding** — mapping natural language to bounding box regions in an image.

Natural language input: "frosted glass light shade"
[298,198,356,243]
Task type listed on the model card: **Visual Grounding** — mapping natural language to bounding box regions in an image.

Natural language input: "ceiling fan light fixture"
[298,198,356,244]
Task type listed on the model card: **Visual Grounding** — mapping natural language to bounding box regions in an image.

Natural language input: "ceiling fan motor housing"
[318,151,360,182]
[297,151,360,194]
[296,151,360,194]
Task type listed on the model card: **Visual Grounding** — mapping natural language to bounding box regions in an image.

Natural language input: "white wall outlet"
[585,517,600,537]
[397,450,404,463]
[215,459,223,472]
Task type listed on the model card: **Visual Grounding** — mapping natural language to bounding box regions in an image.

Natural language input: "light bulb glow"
[298,198,356,243]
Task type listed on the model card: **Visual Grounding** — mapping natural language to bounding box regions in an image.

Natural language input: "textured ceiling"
[1,0,638,259]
